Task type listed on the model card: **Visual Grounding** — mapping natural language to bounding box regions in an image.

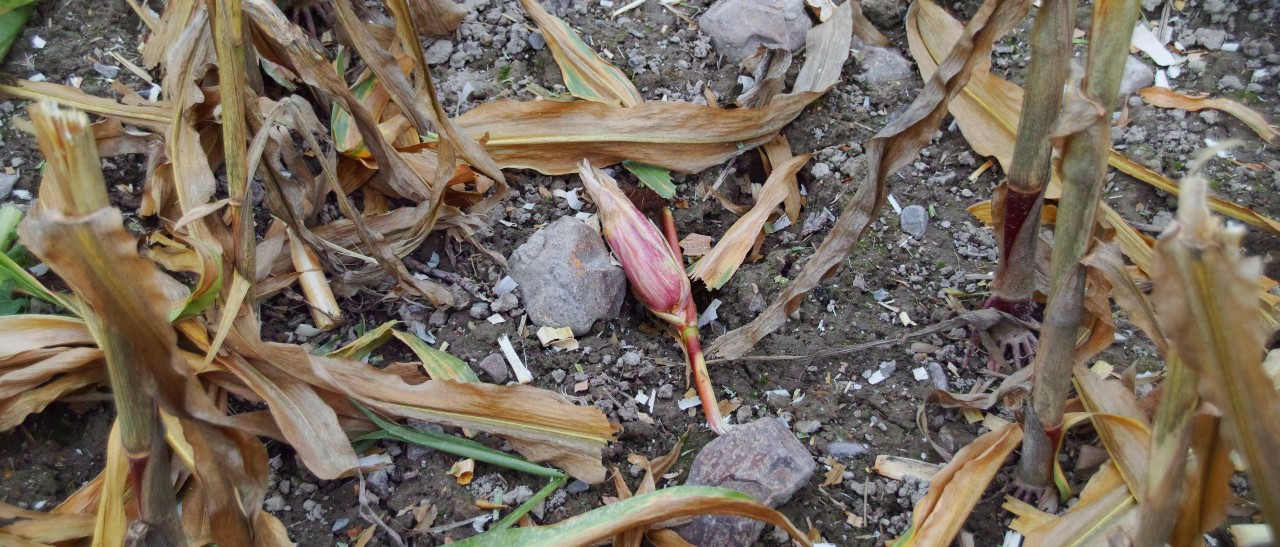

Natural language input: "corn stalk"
[22,102,184,544]
[1015,0,1141,506]
[986,0,1073,324]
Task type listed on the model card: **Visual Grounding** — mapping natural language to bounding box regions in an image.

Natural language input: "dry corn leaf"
[1072,365,1152,501]
[519,0,641,107]
[1138,87,1278,144]
[92,420,129,547]
[0,315,94,360]
[1150,173,1280,529]
[897,422,1022,546]
[0,347,101,399]
[690,154,810,289]
[0,503,95,544]
[449,458,476,485]
[452,2,852,176]
[453,486,810,547]
[708,0,1028,359]
[1023,460,1138,544]
[262,344,614,483]
[0,79,172,132]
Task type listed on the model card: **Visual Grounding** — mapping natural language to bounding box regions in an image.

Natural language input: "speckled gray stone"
[675,418,815,546]
[508,217,626,335]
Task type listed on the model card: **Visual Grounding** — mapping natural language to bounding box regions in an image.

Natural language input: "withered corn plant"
[978,0,1074,369]
[1014,0,1141,508]
[579,160,726,433]
[0,0,861,541]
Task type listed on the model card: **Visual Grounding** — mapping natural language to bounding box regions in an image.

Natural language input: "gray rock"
[809,162,832,179]
[551,369,567,383]
[0,171,15,199]
[508,217,627,335]
[491,291,519,313]
[699,0,811,63]
[795,420,821,434]
[469,302,490,319]
[478,353,508,383]
[566,479,590,494]
[900,205,928,238]
[675,418,815,547]
[657,383,675,399]
[366,467,393,498]
[424,40,454,65]
[853,38,913,103]
[528,31,546,50]
[503,485,535,506]
[264,495,286,512]
[1217,74,1244,91]
[621,351,642,366]
[1192,28,1227,51]
[826,441,868,459]
[765,390,791,409]
[331,518,350,533]
[860,0,905,29]
[1118,56,1154,98]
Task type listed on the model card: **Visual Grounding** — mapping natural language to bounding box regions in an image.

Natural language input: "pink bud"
[578,160,691,326]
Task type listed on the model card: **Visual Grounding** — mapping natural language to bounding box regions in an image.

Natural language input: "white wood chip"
[497,335,532,384]
[677,397,702,410]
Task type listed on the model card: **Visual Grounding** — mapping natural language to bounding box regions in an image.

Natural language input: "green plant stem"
[1022,0,1142,501]
[352,400,566,478]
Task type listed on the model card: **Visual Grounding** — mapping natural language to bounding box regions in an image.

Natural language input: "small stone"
[277,480,292,495]
[853,37,914,103]
[698,0,810,63]
[503,485,535,505]
[366,467,393,498]
[860,0,905,28]
[765,390,791,409]
[470,302,491,319]
[795,420,821,434]
[826,441,868,459]
[527,31,546,50]
[491,292,519,313]
[478,354,509,383]
[508,217,627,335]
[1217,75,1244,92]
[621,351,642,366]
[1192,28,1227,51]
[872,289,891,302]
[264,495,286,512]
[899,205,928,239]
[657,383,675,399]
[674,418,815,547]
[1118,55,1154,98]
[429,310,449,326]
[424,40,454,65]
[332,518,350,533]
[566,479,590,494]
[551,369,567,383]
[809,162,832,179]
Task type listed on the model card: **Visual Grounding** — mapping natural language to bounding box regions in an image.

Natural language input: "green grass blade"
[392,329,481,382]
[622,160,676,199]
[0,3,34,65]
[352,400,563,478]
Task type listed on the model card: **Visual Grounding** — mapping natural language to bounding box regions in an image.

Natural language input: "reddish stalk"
[663,209,726,433]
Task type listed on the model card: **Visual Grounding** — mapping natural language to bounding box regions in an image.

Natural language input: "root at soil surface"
[1010,480,1060,513]
[965,303,1041,371]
